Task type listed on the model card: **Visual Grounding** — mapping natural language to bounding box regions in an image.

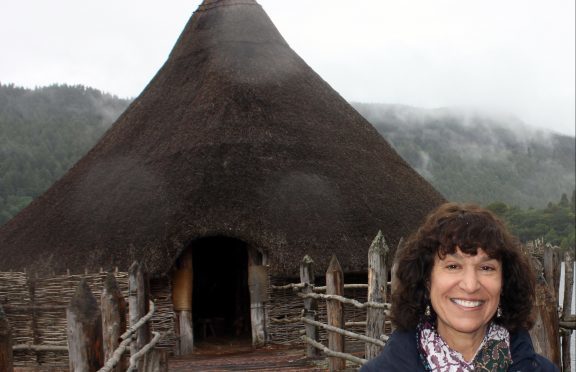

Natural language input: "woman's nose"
[459,268,481,292]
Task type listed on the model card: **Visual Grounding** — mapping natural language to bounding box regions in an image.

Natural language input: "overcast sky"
[1,0,574,136]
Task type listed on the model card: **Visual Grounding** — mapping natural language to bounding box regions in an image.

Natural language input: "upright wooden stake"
[544,244,561,302]
[530,271,561,368]
[129,262,151,358]
[561,252,574,372]
[300,255,318,357]
[248,247,268,347]
[172,250,194,355]
[365,231,389,360]
[390,238,404,332]
[140,349,168,372]
[66,279,104,372]
[0,305,14,372]
[326,255,345,371]
[101,273,127,372]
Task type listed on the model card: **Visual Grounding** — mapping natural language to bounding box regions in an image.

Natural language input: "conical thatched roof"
[0,0,444,277]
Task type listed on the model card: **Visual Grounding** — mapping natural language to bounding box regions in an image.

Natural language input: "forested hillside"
[353,103,575,209]
[0,83,130,223]
[0,85,574,250]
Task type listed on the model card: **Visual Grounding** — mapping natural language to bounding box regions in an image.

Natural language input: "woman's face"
[429,247,502,342]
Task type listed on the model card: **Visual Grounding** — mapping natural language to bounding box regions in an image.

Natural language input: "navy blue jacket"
[360,329,559,371]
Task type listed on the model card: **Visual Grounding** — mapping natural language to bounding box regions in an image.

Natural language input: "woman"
[361,202,558,371]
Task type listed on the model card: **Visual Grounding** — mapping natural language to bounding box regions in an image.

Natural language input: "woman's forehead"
[437,246,497,261]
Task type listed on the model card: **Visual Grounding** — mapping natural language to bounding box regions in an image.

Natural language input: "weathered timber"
[302,317,385,347]
[172,250,194,355]
[298,292,388,309]
[390,239,404,333]
[101,273,127,372]
[326,255,345,371]
[248,247,268,346]
[139,348,167,372]
[530,274,561,368]
[0,304,14,372]
[127,331,163,372]
[302,336,367,366]
[561,252,574,372]
[543,245,561,302]
[129,261,151,361]
[176,311,193,355]
[365,231,389,360]
[66,279,104,372]
[300,255,318,357]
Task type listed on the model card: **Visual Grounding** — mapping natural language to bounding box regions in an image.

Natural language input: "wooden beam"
[129,262,151,362]
[66,279,104,371]
[101,273,127,372]
[326,255,345,371]
[300,255,318,357]
[248,247,267,346]
[172,250,194,355]
[365,231,389,360]
[0,304,13,372]
[561,252,574,372]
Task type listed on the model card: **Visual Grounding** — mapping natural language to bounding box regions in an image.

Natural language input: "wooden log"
[172,250,194,355]
[365,231,389,360]
[529,273,561,368]
[300,255,319,357]
[66,279,104,372]
[101,273,127,372]
[326,255,345,371]
[129,262,151,360]
[561,252,574,372]
[0,304,14,372]
[139,348,168,372]
[390,238,404,332]
[543,244,561,302]
[248,247,268,347]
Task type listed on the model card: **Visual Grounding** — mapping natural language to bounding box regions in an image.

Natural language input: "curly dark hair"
[390,202,535,332]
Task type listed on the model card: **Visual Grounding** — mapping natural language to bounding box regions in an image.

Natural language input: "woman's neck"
[436,324,487,362]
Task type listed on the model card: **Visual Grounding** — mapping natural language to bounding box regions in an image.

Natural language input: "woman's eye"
[480,265,495,271]
[446,264,459,270]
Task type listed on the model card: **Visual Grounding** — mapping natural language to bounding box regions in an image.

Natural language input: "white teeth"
[452,299,483,307]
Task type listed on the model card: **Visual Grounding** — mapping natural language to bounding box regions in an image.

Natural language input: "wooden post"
[66,279,104,372]
[300,255,319,357]
[140,349,168,372]
[544,244,561,303]
[390,238,404,332]
[172,250,194,355]
[326,255,345,371]
[0,304,14,372]
[101,273,127,372]
[529,271,561,368]
[129,262,151,358]
[561,252,574,372]
[365,231,389,360]
[248,247,268,347]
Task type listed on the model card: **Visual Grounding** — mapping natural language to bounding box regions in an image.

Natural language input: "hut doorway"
[191,237,251,342]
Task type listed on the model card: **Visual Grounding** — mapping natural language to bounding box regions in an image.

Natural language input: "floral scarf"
[417,320,512,371]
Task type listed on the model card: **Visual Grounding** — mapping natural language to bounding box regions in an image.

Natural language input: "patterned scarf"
[417,320,512,371]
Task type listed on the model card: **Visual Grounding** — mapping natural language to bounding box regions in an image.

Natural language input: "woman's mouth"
[451,298,484,308]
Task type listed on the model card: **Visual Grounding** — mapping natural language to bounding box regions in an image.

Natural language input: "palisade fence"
[270,235,575,371]
[0,261,175,371]
[0,236,574,371]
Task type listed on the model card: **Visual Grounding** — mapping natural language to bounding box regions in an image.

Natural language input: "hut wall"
[0,271,175,368]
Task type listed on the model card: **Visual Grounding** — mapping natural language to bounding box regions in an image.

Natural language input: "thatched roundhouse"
[0,0,444,351]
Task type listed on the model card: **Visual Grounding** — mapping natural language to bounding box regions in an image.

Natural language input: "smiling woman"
[361,202,559,371]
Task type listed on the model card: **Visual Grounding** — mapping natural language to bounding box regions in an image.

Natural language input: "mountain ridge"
[0,83,574,224]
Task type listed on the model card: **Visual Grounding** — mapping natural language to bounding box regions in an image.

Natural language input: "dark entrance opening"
[192,236,251,341]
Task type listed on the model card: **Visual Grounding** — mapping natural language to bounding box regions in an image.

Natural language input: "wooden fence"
[272,234,576,371]
[0,262,168,372]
